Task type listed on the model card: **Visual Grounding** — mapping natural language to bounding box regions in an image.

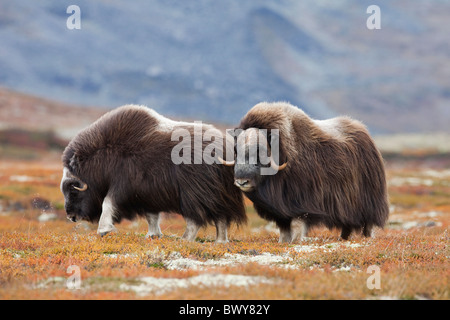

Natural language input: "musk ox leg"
[215,220,228,243]
[278,225,292,243]
[182,217,201,241]
[363,224,373,238]
[291,219,308,243]
[145,213,162,239]
[97,196,117,236]
[340,227,352,240]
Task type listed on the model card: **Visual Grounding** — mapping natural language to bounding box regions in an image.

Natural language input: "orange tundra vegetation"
[0,159,448,300]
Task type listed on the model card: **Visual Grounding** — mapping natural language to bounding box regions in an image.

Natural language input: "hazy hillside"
[0,0,449,133]
[0,87,105,140]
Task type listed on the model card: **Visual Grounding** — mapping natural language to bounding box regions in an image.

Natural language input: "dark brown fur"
[237,102,389,239]
[62,105,246,230]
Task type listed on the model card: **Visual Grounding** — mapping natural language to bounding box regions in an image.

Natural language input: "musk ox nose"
[235,179,250,187]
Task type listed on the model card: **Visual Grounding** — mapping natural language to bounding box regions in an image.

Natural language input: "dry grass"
[0,159,448,300]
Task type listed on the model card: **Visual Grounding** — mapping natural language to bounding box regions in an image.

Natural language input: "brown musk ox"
[219,102,389,242]
[60,104,246,243]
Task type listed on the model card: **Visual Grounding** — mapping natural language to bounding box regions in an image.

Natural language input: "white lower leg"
[278,226,292,243]
[145,213,162,238]
[182,217,201,241]
[215,220,228,243]
[97,196,117,236]
[291,219,308,243]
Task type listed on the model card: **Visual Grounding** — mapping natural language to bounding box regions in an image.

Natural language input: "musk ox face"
[220,128,287,192]
[234,164,260,192]
[60,167,101,223]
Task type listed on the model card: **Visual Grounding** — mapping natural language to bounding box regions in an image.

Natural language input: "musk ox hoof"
[181,234,197,242]
[97,225,117,237]
[145,232,162,239]
[215,239,229,244]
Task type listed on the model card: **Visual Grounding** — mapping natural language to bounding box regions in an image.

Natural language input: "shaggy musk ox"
[60,104,246,242]
[220,102,389,242]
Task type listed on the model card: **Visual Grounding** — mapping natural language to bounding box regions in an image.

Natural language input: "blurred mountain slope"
[0,0,449,133]
[0,87,105,140]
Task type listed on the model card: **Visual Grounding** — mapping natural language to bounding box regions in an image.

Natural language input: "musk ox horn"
[270,157,287,171]
[73,183,88,191]
[218,156,235,166]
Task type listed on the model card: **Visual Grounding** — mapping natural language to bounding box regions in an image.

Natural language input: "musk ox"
[219,102,389,242]
[60,104,246,242]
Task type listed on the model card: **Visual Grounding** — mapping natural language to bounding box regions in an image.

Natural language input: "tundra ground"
[0,159,448,300]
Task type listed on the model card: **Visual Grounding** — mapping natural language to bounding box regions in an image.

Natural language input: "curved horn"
[217,156,235,166]
[73,183,88,192]
[270,157,287,172]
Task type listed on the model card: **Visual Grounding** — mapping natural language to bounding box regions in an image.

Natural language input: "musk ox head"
[218,128,287,192]
[60,167,101,223]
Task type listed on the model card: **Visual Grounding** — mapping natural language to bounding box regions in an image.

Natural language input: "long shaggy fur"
[239,102,389,238]
[62,104,246,228]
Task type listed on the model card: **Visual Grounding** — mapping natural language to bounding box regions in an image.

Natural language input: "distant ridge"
[0,1,449,133]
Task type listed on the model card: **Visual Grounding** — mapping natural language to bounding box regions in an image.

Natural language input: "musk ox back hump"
[67,105,160,160]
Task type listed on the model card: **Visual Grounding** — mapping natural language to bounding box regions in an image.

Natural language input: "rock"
[32,197,51,210]
[38,213,58,222]
[402,221,419,229]
[421,221,436,227]
[7,201,25,212]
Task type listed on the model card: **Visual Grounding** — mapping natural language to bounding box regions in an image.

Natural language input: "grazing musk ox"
[60,104,246,242]
[219,102,389,242]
